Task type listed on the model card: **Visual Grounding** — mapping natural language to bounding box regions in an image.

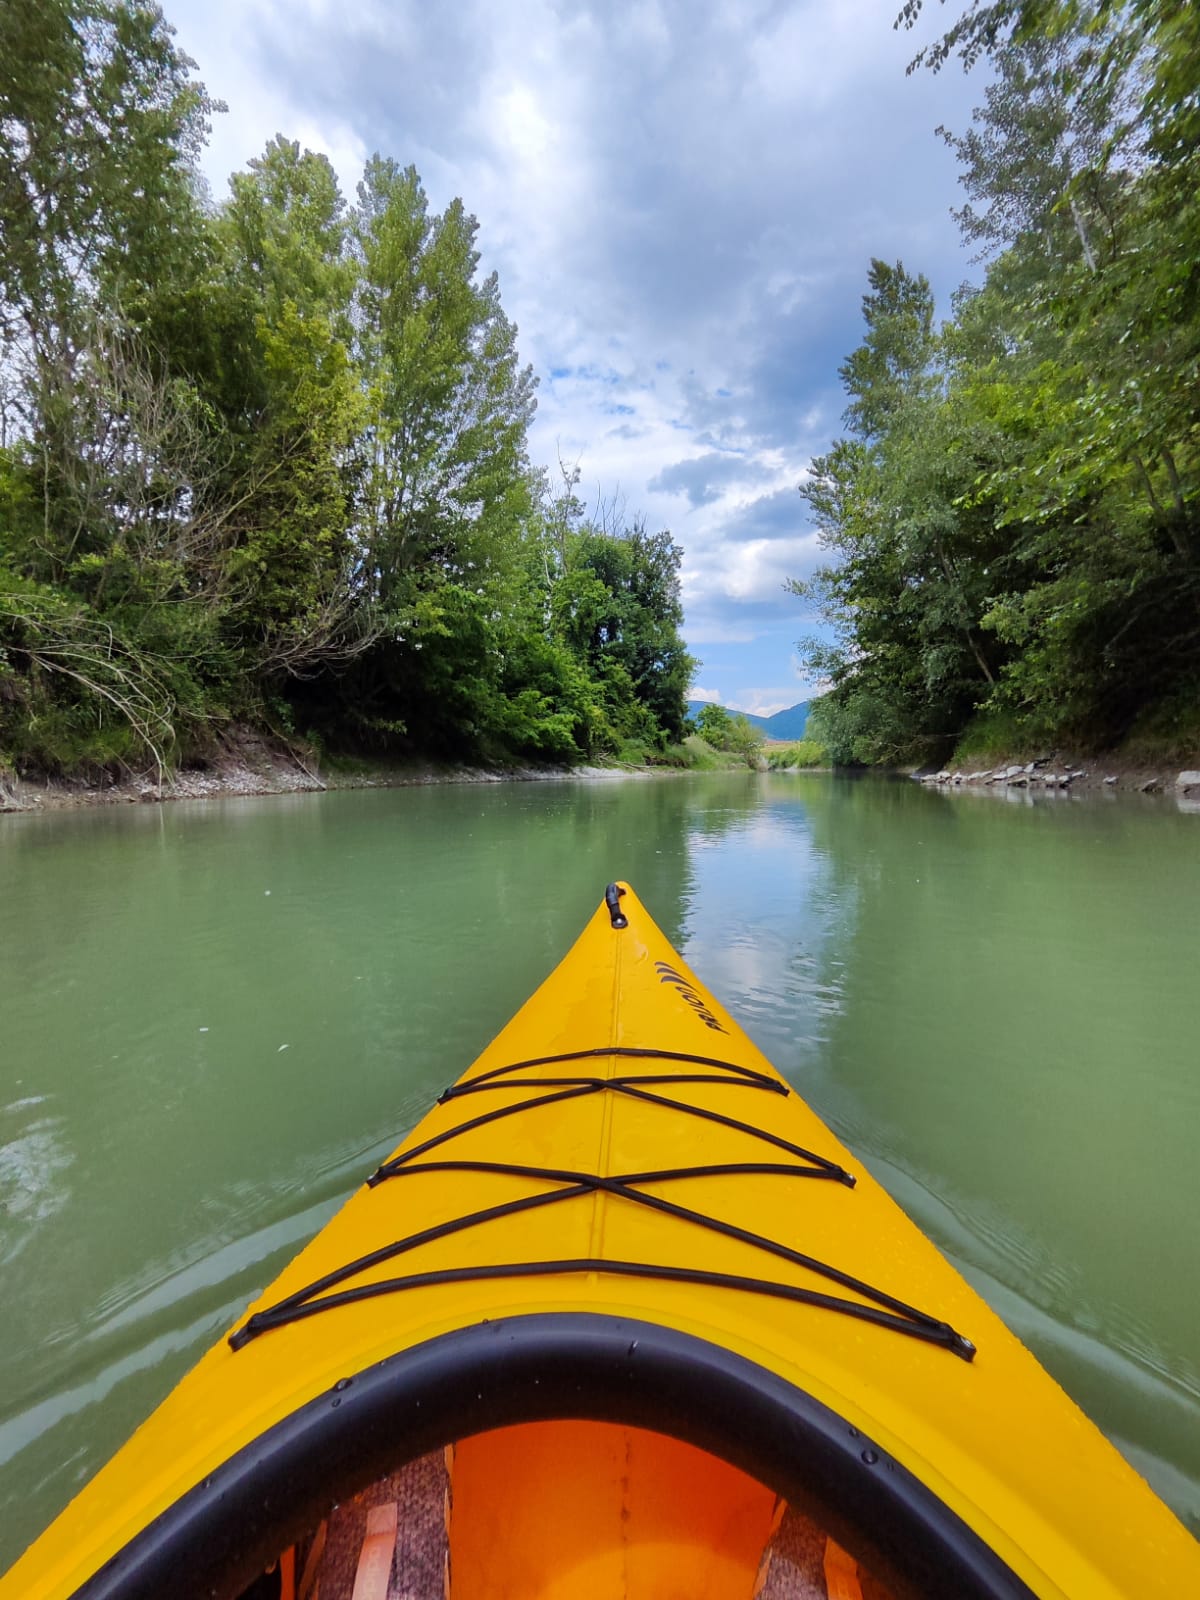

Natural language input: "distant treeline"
[797,0,1200,764]
[0,1,693,779]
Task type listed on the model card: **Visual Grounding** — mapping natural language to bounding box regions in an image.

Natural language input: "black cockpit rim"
[75,1312,1035,1600]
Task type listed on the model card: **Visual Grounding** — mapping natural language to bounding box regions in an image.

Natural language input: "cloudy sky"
[169,0,984,716]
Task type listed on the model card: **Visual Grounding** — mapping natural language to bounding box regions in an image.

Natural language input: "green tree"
[792,262,1005,762]
[794,0,1200,760]
[0,2,230,772]
[839,259,936,441]
[209,140,367,686]
[0,0,217,521]
[927,2,1200,740]
[554,521,695,745]
[690,702,764,765]
[694,702,734,746]
[0,0,216,344]
[898,0,1200,165]
[352,159,536,608]
[317,158,541,755]
[221,138,354,329]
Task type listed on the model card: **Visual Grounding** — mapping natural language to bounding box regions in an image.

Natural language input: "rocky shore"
[915,757,1200,807]
[0,731,645,816]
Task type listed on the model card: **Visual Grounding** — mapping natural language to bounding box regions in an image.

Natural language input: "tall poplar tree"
[0,0,216,456]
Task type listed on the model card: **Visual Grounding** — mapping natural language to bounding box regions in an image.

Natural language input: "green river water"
[1,773,1198,1566]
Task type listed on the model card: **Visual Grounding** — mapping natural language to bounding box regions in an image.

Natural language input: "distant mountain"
[687,699,809,740]
[756,701,810,740]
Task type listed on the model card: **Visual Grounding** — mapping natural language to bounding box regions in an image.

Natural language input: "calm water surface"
[1,774,1198,1562]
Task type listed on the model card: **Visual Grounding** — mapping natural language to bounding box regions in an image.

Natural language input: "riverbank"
[0,729,661,815]
[913,751,1200,802]
[8,736,1195,817]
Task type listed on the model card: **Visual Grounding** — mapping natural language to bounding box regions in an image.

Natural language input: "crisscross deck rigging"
[230,1046,975,1361]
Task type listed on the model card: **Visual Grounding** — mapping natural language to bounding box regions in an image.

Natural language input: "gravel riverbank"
[0,730,650,815]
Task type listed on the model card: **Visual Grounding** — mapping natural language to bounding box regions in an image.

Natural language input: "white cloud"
[728,689,796,717]
[684,619,762,645]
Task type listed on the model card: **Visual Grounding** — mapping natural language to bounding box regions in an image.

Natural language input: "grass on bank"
[949,711,1045,765]
[615,734,725,768]
[1119,694,1200,764]
[616,734,830,771]
[763,739,827,770]
[950,695,1200,769]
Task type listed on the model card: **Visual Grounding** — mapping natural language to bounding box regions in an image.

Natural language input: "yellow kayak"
[4,883,1198,1600]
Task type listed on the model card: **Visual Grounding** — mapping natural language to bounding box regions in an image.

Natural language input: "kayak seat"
[760,1507,908,1600]
[290,1448,449,1600]
[257,1425,906,1600]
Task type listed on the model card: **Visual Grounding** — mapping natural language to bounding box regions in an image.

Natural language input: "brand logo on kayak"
[654,962,728,1033]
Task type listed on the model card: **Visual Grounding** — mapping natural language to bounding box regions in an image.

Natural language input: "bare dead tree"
[0,589,177,781]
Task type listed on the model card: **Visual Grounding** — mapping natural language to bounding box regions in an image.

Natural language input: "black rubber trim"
[605,881,628,926]
[74,1313,1036,1600]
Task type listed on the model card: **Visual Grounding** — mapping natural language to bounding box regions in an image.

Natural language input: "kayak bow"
[3,883,1197,1600]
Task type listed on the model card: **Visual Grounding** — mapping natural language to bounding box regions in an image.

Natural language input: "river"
[1,773,1198,1565]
